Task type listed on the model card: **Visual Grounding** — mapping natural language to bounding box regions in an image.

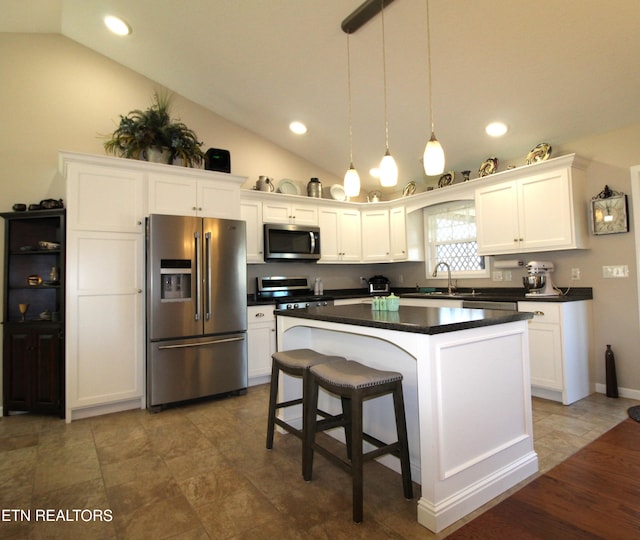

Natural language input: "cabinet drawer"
[518,302,560,323]
[248,304,275,323]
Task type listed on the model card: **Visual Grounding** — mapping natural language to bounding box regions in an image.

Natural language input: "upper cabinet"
[475,154,589,255]
[262,200,318,225]
[318,206,361,262]
[148,171,242,219]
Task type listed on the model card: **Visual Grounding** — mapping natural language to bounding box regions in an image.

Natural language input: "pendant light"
[379,0,398,187]
[343,33,361,197]
[423,0,445,176]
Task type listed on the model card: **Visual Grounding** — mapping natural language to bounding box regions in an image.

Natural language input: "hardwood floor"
[447,418,640,539]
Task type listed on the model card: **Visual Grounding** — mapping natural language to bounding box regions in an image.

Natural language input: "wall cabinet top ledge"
[59,151,246,186]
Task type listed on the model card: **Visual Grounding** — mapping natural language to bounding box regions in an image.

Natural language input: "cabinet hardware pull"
[534,310,545,316]
[255,312,265,318]
[192,206,197,210]
[137,289,142,293]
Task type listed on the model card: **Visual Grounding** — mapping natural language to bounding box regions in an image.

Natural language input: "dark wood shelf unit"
[2,209,65,418]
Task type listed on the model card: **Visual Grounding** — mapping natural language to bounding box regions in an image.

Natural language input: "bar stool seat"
[266,349,346,459]
[303,360,413,523]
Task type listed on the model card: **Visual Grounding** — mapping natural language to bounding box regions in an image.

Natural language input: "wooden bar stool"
[303,360,413,523]
[266,349,346,465]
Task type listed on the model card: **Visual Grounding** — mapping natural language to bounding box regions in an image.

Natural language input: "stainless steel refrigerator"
[146,214,247,410]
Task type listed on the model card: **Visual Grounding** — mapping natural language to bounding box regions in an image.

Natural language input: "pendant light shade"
[379,151,398,187]
[423,0,445,176]
[379,0,398,187]
[423,132,445,176]
[344,165,361,196]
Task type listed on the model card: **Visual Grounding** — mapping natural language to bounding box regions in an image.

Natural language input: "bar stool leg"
[302,375,319,482]
[351,390,364,523]
[266,362,280,450]
[341,396,353,460]
[393,383,413,499]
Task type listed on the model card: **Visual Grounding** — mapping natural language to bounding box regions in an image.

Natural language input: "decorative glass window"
[424,200,488,278]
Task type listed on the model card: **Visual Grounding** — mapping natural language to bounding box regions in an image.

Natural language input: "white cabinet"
[475,157,589,255]
[61,153,147,421]
[240,200,264,263]
[390,206,407,260]
[247,305,276,385]
[517,300,592,405]
[318,206,361,262]
[148,170,242,219]
[361,208,390,262]
[64,161,145,233]
[262,201,317,225]
[65,231,145,417]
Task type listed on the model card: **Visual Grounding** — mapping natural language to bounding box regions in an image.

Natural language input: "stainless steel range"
[256,276,334,310]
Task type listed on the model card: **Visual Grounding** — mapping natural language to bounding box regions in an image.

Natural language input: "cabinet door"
[3,327,31,411]
[290,204,318,225]
[262,202,292,224]
[198,180,241,219]
[390,206,407,260]
[240,200,264,263]
[339,209,361,261]
[148,174,198,216]
[518,169,573,251]
[32,329,62,411]
[361,209,390,261]
[318,208,340,261]
[65,162,145,232]
[247,305,275,384]
[518,303,563,391]
[66,231,144,413]
[475,181,520,255]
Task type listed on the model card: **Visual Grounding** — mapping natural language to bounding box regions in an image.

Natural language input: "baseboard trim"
[594,384,640,401]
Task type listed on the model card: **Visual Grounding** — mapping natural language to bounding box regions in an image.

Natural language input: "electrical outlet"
[492,271,504,282]
[602,265,629,278]
[571,268,581,280]
[504,270,513,281]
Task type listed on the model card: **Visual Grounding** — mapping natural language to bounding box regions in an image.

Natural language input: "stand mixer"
[523,261,560,297]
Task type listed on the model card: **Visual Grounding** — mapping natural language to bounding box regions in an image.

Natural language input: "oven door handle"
[309,231,316,254]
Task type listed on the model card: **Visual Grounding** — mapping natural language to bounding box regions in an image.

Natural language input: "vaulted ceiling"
[3,0,640,192]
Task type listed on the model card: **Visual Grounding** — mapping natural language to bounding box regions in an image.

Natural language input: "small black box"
[204,148,231,173]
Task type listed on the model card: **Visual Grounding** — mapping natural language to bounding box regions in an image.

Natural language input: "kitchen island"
[275,304,537,532]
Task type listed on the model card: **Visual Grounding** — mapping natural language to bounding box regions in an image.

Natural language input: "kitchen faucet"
[432,261,455,295]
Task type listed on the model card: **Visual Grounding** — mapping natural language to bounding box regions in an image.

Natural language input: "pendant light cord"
[347,34,355,167]
[426,0,435,135]
[381,0,390,151]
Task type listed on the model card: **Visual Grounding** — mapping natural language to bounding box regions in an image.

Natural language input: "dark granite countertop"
[248,287,592,306]
[275,303,533,335]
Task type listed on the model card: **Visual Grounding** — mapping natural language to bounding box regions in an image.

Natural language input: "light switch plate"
[602,265,629,278]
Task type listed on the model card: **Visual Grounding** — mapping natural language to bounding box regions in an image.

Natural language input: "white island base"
[276,312,538,532]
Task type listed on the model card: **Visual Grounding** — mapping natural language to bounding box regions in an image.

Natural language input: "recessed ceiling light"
[104,15,132,36]
[289,121,307,135]
[485,122,508,137]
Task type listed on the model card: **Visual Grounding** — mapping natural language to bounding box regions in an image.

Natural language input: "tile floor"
[0,386,637,539]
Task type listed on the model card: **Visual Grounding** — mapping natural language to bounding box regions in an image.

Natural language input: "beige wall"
[1,33,639,403]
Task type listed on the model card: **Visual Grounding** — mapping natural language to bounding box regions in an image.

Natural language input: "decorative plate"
[330,184,347,201]
[277,179,300,195]
[438,171,455,188]
[478,158,498,177]
[402,181,416,197]
[526,143,552,165]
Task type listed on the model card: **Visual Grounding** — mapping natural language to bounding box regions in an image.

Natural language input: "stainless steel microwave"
[263,223,320,262]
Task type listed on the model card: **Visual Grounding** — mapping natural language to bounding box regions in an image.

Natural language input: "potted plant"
[104,91,205,167]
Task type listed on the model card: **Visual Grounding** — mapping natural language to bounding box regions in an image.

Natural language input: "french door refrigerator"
[146,214,247,410]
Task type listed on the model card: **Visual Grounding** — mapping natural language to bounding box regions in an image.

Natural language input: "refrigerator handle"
[194,231,201,321]
[205,231,212,320]
[309,231,316,254]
